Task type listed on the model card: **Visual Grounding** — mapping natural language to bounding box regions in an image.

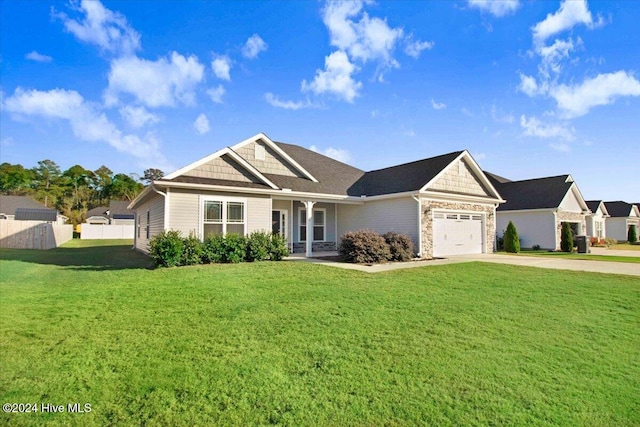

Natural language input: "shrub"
[560,222,574,253]
[182,232,203,266]
[603,237,617,247]
[202,235,225,263]
[532,244,541,251]
[628,225,638,244]
[149,230,184,267]
[503,221,520,253]
[221,233,247,263]
[269,233,289,261]
[496,233,505,251]
[339,230,391,264]
[246,231,271,262]
[383,232,414,261]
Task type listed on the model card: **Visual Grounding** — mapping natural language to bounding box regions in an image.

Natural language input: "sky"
[1,0,638,201]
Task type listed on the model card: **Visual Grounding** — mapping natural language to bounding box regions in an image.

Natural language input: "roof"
[0,195,49,215]
[585,200,603,212]
[603,201,637,218]
[484,171,512,185]
[86,206,109,218]
[14,207,59,222]
[490,175,575,211]
[108,200,135,218]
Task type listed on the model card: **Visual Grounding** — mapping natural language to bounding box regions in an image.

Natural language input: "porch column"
[303,200,316,257]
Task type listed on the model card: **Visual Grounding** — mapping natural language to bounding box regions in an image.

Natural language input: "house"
[585,200,609,240]
[0,195,67,224]
[603,201,640,242]
[85,201,135,225]
[486,173,590,250]
[128,133,504,258]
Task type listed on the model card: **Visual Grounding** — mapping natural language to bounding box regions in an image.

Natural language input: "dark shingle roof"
[14,208,59,222]
[585,200,603,213]
[109,200,135,219]
[0,195,49,215]
[603,201,636,218]
[491,175,574,211]
[349,151,464,196]
[484,171,512,186]
[86,206,109,218]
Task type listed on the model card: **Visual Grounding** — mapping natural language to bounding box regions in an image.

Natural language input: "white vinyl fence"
[80,224,134,239]
[0,220,73,250]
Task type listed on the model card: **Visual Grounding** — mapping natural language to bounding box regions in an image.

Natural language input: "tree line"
[0,160,164,224]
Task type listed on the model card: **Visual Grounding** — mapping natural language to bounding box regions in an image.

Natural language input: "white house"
[585,200,609,240]
[603,201,640,242]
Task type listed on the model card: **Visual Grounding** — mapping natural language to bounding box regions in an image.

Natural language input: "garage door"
[433,212,483,257]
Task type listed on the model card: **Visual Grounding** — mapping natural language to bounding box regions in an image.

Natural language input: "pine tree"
[628,225,638,244]
[560,222,574,252]
[504,221,520,253]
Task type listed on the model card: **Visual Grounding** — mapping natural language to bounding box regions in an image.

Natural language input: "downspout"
[151,186,169,230]
[412,195,422,258]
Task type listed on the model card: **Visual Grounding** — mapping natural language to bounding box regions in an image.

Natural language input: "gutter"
[412,195,422,257]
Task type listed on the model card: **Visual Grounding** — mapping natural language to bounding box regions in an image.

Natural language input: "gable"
[559,186,585,213]
[182,154,262,184]
[427,158,492,197]
[234,140,305,178]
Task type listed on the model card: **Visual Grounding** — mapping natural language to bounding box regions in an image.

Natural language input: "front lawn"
[499,250,640,264]
[1,241,638,426]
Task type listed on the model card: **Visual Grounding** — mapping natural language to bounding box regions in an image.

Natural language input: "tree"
[91,165,113,204]
[63,165,92,210]
[560,222,574,252]
[31,159,62,207]
[628,225,638,244]
[143,168,164,183]
[107,173,144,201]
[503,221,520,253]
[0,162,33,194]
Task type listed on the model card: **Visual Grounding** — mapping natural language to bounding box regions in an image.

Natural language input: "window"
[595,221,603,238]
[299,208,325,242]
[255,144,266,161]
[146,210,150,239]
[202,197,246,238]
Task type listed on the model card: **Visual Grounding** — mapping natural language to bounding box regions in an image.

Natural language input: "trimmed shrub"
[383,231,414,261]
[182,232,203,266]
[269,233,289,261]
[628,225,638,244]
[339,230,391,264]
[560,222,574,253]
[246,231,271,262]
[221,233,247,263]
[202,234,225,263]
[149,230,184,267]
[503,221,520,253]
[532,244,541,251]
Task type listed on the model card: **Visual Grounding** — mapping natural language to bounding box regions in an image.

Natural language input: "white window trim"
[298,207,326,243]
[200,195,247,239]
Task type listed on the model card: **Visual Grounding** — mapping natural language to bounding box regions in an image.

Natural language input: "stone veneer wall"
[292,241,337,253]
[420,199,496,259]
[556,211,586,250]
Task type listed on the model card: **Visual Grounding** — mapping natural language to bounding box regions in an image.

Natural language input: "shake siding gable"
[429,159,491,196]
[235,141,303,178]
[182,154,259,183]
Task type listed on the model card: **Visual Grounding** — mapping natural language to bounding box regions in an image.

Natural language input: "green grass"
[608,243,640,251]
[1,241,639,426]
[499,250,640,264]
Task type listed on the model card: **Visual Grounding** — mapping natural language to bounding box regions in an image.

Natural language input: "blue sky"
[1,0,638,201]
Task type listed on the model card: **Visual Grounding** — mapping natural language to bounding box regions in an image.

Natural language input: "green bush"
[503,221,520,253]
[383,231,414,261]
[560,222,573,253]
[246,231,271,262]
[182,232,203,266]
[221,233,247,263]
[202,235,224,263]
[339,230,391,264]
[149,230,184,267]
[269,233,289,261]
[628,225,638,244]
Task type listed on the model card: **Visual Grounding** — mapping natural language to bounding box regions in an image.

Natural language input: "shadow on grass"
[0,243,153,271]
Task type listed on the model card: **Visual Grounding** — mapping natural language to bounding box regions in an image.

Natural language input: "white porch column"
[303,200,316,257]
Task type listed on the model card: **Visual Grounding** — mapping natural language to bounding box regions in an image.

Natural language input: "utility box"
[575,235,589,253]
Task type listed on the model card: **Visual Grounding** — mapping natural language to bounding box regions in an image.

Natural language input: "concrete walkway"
[589,247,640,257]
[286,252,640,276]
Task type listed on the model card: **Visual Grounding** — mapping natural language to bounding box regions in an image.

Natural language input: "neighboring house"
[85,200,135,225]
[603,201,640,242]
[487,173,590,250]
[128,133,504,258]
[585,200,609,240]
[0,195,67,224]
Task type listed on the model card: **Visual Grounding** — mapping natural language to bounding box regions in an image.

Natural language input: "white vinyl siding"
[337,197,419,248]
[495,211,556,250]
[134,194,165,253]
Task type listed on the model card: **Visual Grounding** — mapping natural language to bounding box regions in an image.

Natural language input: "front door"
[272,210,288,239]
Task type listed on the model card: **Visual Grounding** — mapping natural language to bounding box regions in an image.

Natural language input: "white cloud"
[518,73,545,97]
[211,54,232,81]
[468,0,520,17]
[532,0,603,44]
[550,71,640,118]
[520,115,575,141]
[119,105,159,128]
[309,145,351,163]
[242,34,268,59]
[193,113,210,135]
[52,0,140,55]
[536,37,578,77]
[264,93,313,110]
[431,98,446,110]
[404,38,434,58]
[3,87,168,168]
[207,85,225,104]
[25,51,52,63]
[105,52,204,108]
[302,51,362,103]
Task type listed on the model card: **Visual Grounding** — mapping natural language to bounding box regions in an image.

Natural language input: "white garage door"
[433,212,484,257]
